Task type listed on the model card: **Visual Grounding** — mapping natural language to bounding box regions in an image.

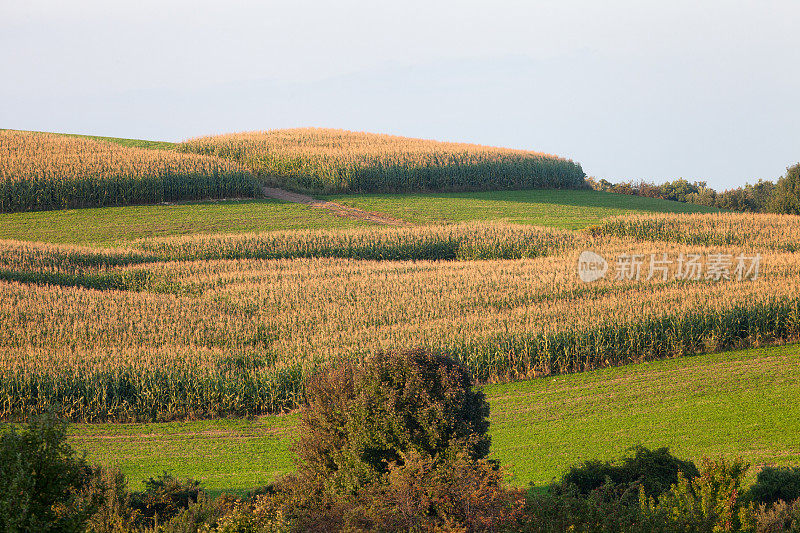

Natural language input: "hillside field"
[0,130,261,212]
[0,189,716,244]
[1,212,798,422]
[67,344,800,495]
[0,199,369,245]
[179,128,587,193]
[1,128,591,216]
[3,129,798,511]
[324,188,719,228]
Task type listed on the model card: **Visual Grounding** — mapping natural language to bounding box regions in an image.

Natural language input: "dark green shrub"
[130,472,202,527]
[561,459,618,495]
[562,446,698,498]
[750,467,800,505]
[296,348,491,493]
[0,414,98,533]
[264,349,521,531]
[642,456,750,533]
[522,481,653,533]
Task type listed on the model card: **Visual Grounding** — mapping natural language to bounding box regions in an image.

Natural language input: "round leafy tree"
[296,348,491,493]
[774,163,800,214]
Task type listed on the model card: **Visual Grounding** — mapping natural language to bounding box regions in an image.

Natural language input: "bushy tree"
[642,456,750,533]
[130,472,202,528]
[0,414,98,533]
[271,349,519,531]
[749,466,800,506]
[296,348,491,493]
[773,164,800,214]
[562,446,699,499]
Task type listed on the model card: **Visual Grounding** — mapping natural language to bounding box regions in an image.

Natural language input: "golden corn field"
[179,128,588,193]
[0,130,261,212]
[593,212,800,251]
[1,214,798,422]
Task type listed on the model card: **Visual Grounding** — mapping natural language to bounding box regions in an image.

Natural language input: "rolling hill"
[179,128,588,193]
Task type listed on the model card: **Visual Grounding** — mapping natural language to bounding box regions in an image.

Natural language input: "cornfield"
[179,128,587,193]
[132,223,579,262]
[0,130,261,212]
[1,213,798,422]
[592,212,800,252]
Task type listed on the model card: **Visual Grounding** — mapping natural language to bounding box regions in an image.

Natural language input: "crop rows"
[132,222,579,262]
[0,223,578,274]
[0,130,261,212]
[1,217,798,421]
[179,128,587,193]
[592,212,800,252]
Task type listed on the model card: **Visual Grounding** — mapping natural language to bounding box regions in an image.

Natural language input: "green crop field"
[4,213,798,423]
[0,199,369,245]
[67,344,800,495]
[325,189,719,228]
[0,189,716,245]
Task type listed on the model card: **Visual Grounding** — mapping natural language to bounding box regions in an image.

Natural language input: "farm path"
[262,186,410,226]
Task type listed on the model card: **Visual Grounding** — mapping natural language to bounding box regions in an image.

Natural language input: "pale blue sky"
[2,0,798,189]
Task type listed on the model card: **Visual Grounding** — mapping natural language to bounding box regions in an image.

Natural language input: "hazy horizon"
[3,0,798,189]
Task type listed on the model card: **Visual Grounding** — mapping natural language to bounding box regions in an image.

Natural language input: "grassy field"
[67,343,800,495]
[0,189,716,244]
[0,199,369,245]
[326,189,719,228]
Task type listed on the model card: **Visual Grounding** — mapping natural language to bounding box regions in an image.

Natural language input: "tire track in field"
[262,186,410,226]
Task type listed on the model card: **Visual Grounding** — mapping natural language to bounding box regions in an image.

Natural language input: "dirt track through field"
[262,186,410,226]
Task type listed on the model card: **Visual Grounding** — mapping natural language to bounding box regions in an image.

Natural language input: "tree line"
[587,163,800,214]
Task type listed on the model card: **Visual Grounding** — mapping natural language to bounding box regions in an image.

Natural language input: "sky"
[2,0,798,189]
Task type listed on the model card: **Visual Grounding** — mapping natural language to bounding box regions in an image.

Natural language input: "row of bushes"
[5,418,799,532]
[586,163,800,214]
[3,350,800,532]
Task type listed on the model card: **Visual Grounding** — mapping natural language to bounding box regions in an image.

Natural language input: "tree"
[274,349,522,531]
[773,163,800,214]
[0,415,98,533]
[296,348,491,493]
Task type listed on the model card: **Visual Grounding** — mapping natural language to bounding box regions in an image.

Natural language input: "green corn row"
[451,297,800,382]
